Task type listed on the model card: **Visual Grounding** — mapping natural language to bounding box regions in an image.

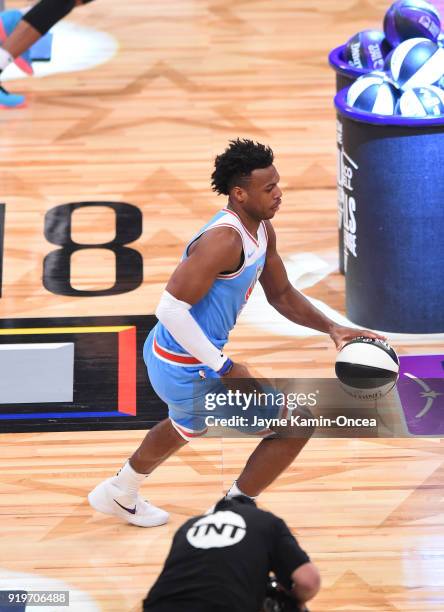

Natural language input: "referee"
[143,495,320,612]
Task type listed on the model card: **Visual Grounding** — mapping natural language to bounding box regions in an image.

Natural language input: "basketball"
[397,84,444,116]
[384,0,441,47]
[346,72,398,114]
[343,29,391,71]
[389,37,444,90]
[384,48,395,70]
[335,337,400,400]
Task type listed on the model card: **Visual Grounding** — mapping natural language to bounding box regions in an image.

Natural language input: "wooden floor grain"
[1,0,443,610]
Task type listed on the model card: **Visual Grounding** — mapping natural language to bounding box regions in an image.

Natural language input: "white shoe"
[88,477,169,527]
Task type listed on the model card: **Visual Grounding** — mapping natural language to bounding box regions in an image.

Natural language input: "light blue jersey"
[153,208,268,362]
[143,208,276,439]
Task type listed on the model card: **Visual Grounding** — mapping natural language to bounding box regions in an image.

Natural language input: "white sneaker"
[88,477,169,527]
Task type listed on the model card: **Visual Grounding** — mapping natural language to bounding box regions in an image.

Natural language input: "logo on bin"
[397,355,444,436]
[337,143,359,271]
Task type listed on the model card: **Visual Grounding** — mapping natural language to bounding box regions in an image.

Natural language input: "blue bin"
[329,45,369,274]
[334,87,444,334]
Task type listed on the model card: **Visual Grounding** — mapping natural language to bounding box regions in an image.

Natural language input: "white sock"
[226,481,256,500]
[114,460,147,496]
[0,48,14,71]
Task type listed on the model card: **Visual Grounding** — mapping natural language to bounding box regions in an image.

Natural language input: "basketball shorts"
[143,329,289,440]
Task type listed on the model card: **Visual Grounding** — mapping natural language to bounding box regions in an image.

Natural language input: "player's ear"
[232,185,246,203]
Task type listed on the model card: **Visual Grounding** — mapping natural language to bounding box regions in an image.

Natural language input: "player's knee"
[291,563,321,603]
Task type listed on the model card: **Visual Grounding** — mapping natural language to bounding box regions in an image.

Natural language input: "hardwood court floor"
[2,433,444,611]
[1,0,444,610]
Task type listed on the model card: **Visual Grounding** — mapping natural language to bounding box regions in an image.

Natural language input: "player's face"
[243,165,282,220]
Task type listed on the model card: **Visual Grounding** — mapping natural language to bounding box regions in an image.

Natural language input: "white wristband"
[155,291,227,371]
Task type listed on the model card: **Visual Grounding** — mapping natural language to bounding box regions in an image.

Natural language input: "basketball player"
[0,0,94,107]
[142,495,319,612]
[89,139,385,527]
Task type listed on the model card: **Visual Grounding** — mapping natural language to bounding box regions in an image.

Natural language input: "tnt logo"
[186,511,247,549]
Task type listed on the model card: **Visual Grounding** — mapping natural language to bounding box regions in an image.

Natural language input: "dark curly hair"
[211,139,274,195]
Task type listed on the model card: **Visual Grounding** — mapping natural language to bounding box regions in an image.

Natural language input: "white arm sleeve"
[155,290,227,371]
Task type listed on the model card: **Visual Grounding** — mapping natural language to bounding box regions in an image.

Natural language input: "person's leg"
[87,420,184,528]
[2,20,44,60]
[88,417,202,527]
[233,436,310,497]
[108,417,191,506]
[0,9,31,107]
[0,0,91,107]
[0,9,34,75]
[88,333,208,526]
[2,0,84,59]
[226,389,315,498]
[129,418,188,474]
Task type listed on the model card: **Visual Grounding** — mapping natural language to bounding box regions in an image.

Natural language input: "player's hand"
[222,361,252,379]
[329,324,386,351]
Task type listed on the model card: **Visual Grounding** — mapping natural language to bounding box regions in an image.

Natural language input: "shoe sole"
[0,102,26,109]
